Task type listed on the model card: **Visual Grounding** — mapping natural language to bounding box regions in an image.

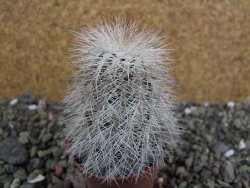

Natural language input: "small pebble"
[227,101,235,108]
[30,146,38,157]
[4,182,11,188]
[178,181,187,188]
[0,167,5,175]
[212,142,229,154]
[28,174,45,184]
[37,149,51,157]
[238,139,246,150]
[185,158,193,168]
[46,159,57,170]
[51,175,61,184]
[42,133,52,143]
[14,169,27,181]
[224,149,235,157]
[51,146,63,158]
[55,163,63,177]
[30,158,42,169]
[18,131,29,144]
[28,105,37,111]
[220,161,235,183]
[184,108,192,115]
[206,179,215,188]
[10,99,18,106]
[10,178,20,188]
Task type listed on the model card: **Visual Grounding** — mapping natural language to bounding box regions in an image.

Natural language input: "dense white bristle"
[62,19,180,183]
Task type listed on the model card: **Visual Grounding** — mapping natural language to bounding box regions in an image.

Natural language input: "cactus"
[62,19,180,183]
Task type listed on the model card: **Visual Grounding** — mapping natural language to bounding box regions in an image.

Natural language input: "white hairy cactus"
[62,19,180,182]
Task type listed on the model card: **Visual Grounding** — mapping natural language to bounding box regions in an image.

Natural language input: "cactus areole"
[62,19,180,185]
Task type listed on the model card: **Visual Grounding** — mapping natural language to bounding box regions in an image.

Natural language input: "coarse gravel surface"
[0,93,249,188]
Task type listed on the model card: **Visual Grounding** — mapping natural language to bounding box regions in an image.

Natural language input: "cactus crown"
[62,19,180,182]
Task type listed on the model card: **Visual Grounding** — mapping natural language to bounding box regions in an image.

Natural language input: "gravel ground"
[0,92,249,188]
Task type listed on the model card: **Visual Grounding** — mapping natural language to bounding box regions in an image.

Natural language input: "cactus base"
[72,157,157,188]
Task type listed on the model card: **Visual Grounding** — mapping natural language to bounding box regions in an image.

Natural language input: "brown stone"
[54,163,63,177]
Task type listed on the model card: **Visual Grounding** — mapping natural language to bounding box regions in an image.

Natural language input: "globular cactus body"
[62,19,180,182]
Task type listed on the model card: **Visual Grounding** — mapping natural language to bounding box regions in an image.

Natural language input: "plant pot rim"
[70,155,159,181]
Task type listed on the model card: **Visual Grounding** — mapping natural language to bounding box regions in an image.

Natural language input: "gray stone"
[178,181,187,188]
[0,167,5,175]
[233,119,242,129]
[192,144,202,152]
[243,96,250,107]
[33,169,44,175]
[176,166,187,178]
[234,181,242,188]
[46,159,57,170]
[58,160,68,168]
[14,169,27,181]
[51,146,63,158]
[37,99,46,112]
[0,138,28,164]
[30,158,43,169]
[53,132,60,140]
[212,166,220,176]
[4,182,11,188]
[193,163,204,173]
[19,183,35,188]
[200,169,212,179]
[0,174,11,184]
[245,140,250,149]
[10,178,20,188]
[18,131,29,144]
[42,133,52,143]
[27,171,39,181]
[4,164,16,173]
[0,128,6,141]
[238,165,250,175]
[37,149,51,157]
[66,164,75,174]
[48,183,53,188]
[30,146,38,157]
[52,175,61,184]
[29,137,40,145]
[211,142,229,154]
[185,158,193,168]
[217,179,230,187]
[205,134,213,143]
[220,161,235,183]
[206,179,215,188]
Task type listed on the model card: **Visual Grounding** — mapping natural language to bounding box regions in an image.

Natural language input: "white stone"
[239,139,246,150]
[157,177,164,183]
[28,105,37,110]
[184,108,192,114]
[227,101,235,108]
[224,149,235,157]
[8,122,14,129]
[10,99,18,106]
[28,174,45,184]
[204,102,210,107]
